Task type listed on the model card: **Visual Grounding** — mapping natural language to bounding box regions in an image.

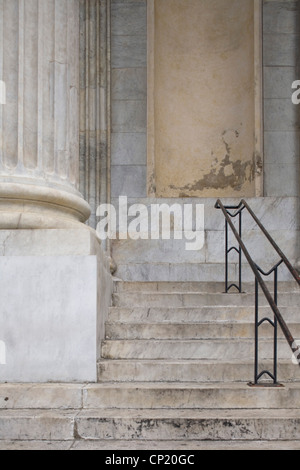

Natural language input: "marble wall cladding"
[110,197,299,281]
[263,0,300,198]
[0,0,80,190]
[79,0,109,229]
[110,0,147,200]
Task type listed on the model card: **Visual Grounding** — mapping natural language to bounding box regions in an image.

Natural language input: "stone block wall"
[111,0,147,199]
[263,0,300,198]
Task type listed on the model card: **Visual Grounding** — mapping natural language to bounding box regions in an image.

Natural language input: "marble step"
[1,439,300,450]
[101,338,293,361]
[112,292,300,308]
[62,439,300,451]
[114,262,296,283]
[108,306,300,323]
[2,408,299,442]
[114,281,299,294]
[3,382,300,411]
[2,439,300,450]
[97,359,300,383]
[77,382,300,410]
[105,321,300,340]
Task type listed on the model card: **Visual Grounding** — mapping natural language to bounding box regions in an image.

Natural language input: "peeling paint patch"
[168,128,254,195]
[170,154,254,194]
[148,171,156,196]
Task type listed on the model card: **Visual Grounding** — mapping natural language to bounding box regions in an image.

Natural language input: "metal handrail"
[215,199,300,385]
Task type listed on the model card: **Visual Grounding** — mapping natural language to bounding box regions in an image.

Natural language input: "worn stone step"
[0,441,74,450]
[108,306,300,323]
[97,359,300,384]
[101,338,293,361]
[74,408,300,441]
[70,439,300,450]
[81,382,300,410]
[114,281,299,294]
[115,262,296,283]
[13,382,300,411]
[1,408,300,442]
[114,262,237,283]
[112,292,300,308]
[105,321,300,340]
[0,409,76,441]
[1,439,300,450]
[0,384,84,410]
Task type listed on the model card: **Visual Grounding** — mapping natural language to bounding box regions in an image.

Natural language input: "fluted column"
[0,0,90,229]
[79,0,110,229]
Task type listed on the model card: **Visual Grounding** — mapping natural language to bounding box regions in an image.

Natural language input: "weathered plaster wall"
[148,0,258,198]
[263,0,300,198]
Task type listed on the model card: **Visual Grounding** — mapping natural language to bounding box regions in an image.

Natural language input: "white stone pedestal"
[0,228,113,383]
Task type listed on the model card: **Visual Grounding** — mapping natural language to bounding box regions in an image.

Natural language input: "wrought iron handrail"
[215,199,300,385]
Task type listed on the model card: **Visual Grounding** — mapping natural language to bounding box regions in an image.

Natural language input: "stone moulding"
[0,182,91,229]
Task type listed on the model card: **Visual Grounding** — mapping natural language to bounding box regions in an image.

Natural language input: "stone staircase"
[0,279,300,449]
[0,282,300,450]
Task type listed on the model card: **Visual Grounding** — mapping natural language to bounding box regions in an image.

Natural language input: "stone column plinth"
[0,0,90,229]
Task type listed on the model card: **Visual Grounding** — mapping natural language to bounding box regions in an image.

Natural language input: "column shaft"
[0,0,90,228]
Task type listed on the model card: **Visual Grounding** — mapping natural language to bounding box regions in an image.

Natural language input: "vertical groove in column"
[54,0,68,179]
[43,0,55,175]
[79,0,109,228]
[106,0,110,210]
[37,0,43,173]
[96,0,101,222]
[2,0,19,170]
[17,0,24,169]
[23,0,38,170]
[68,0,80,187]
[84,0,90,203]
[101,0,109,212]
[88,0,96,225]
[79,0,86,199]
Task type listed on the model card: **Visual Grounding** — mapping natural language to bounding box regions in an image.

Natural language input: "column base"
[0,182,91,229]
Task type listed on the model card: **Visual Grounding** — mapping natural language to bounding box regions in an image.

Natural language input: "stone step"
[115,262,236,283]
[105,321,300,340]
[115,262,296,283]
[1,439,300,450]
[2,382,300,412]
[97,359,300,383]
[112,292,300,308]
[62,408,300,441]
[0,441,74,450]
[101,338,293,361]
[1,408,300,442]
[114,281,299,294]
[66,439,300,451]
[108,306,300,323]
[0,384,84,410]
[79,382,300,410]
